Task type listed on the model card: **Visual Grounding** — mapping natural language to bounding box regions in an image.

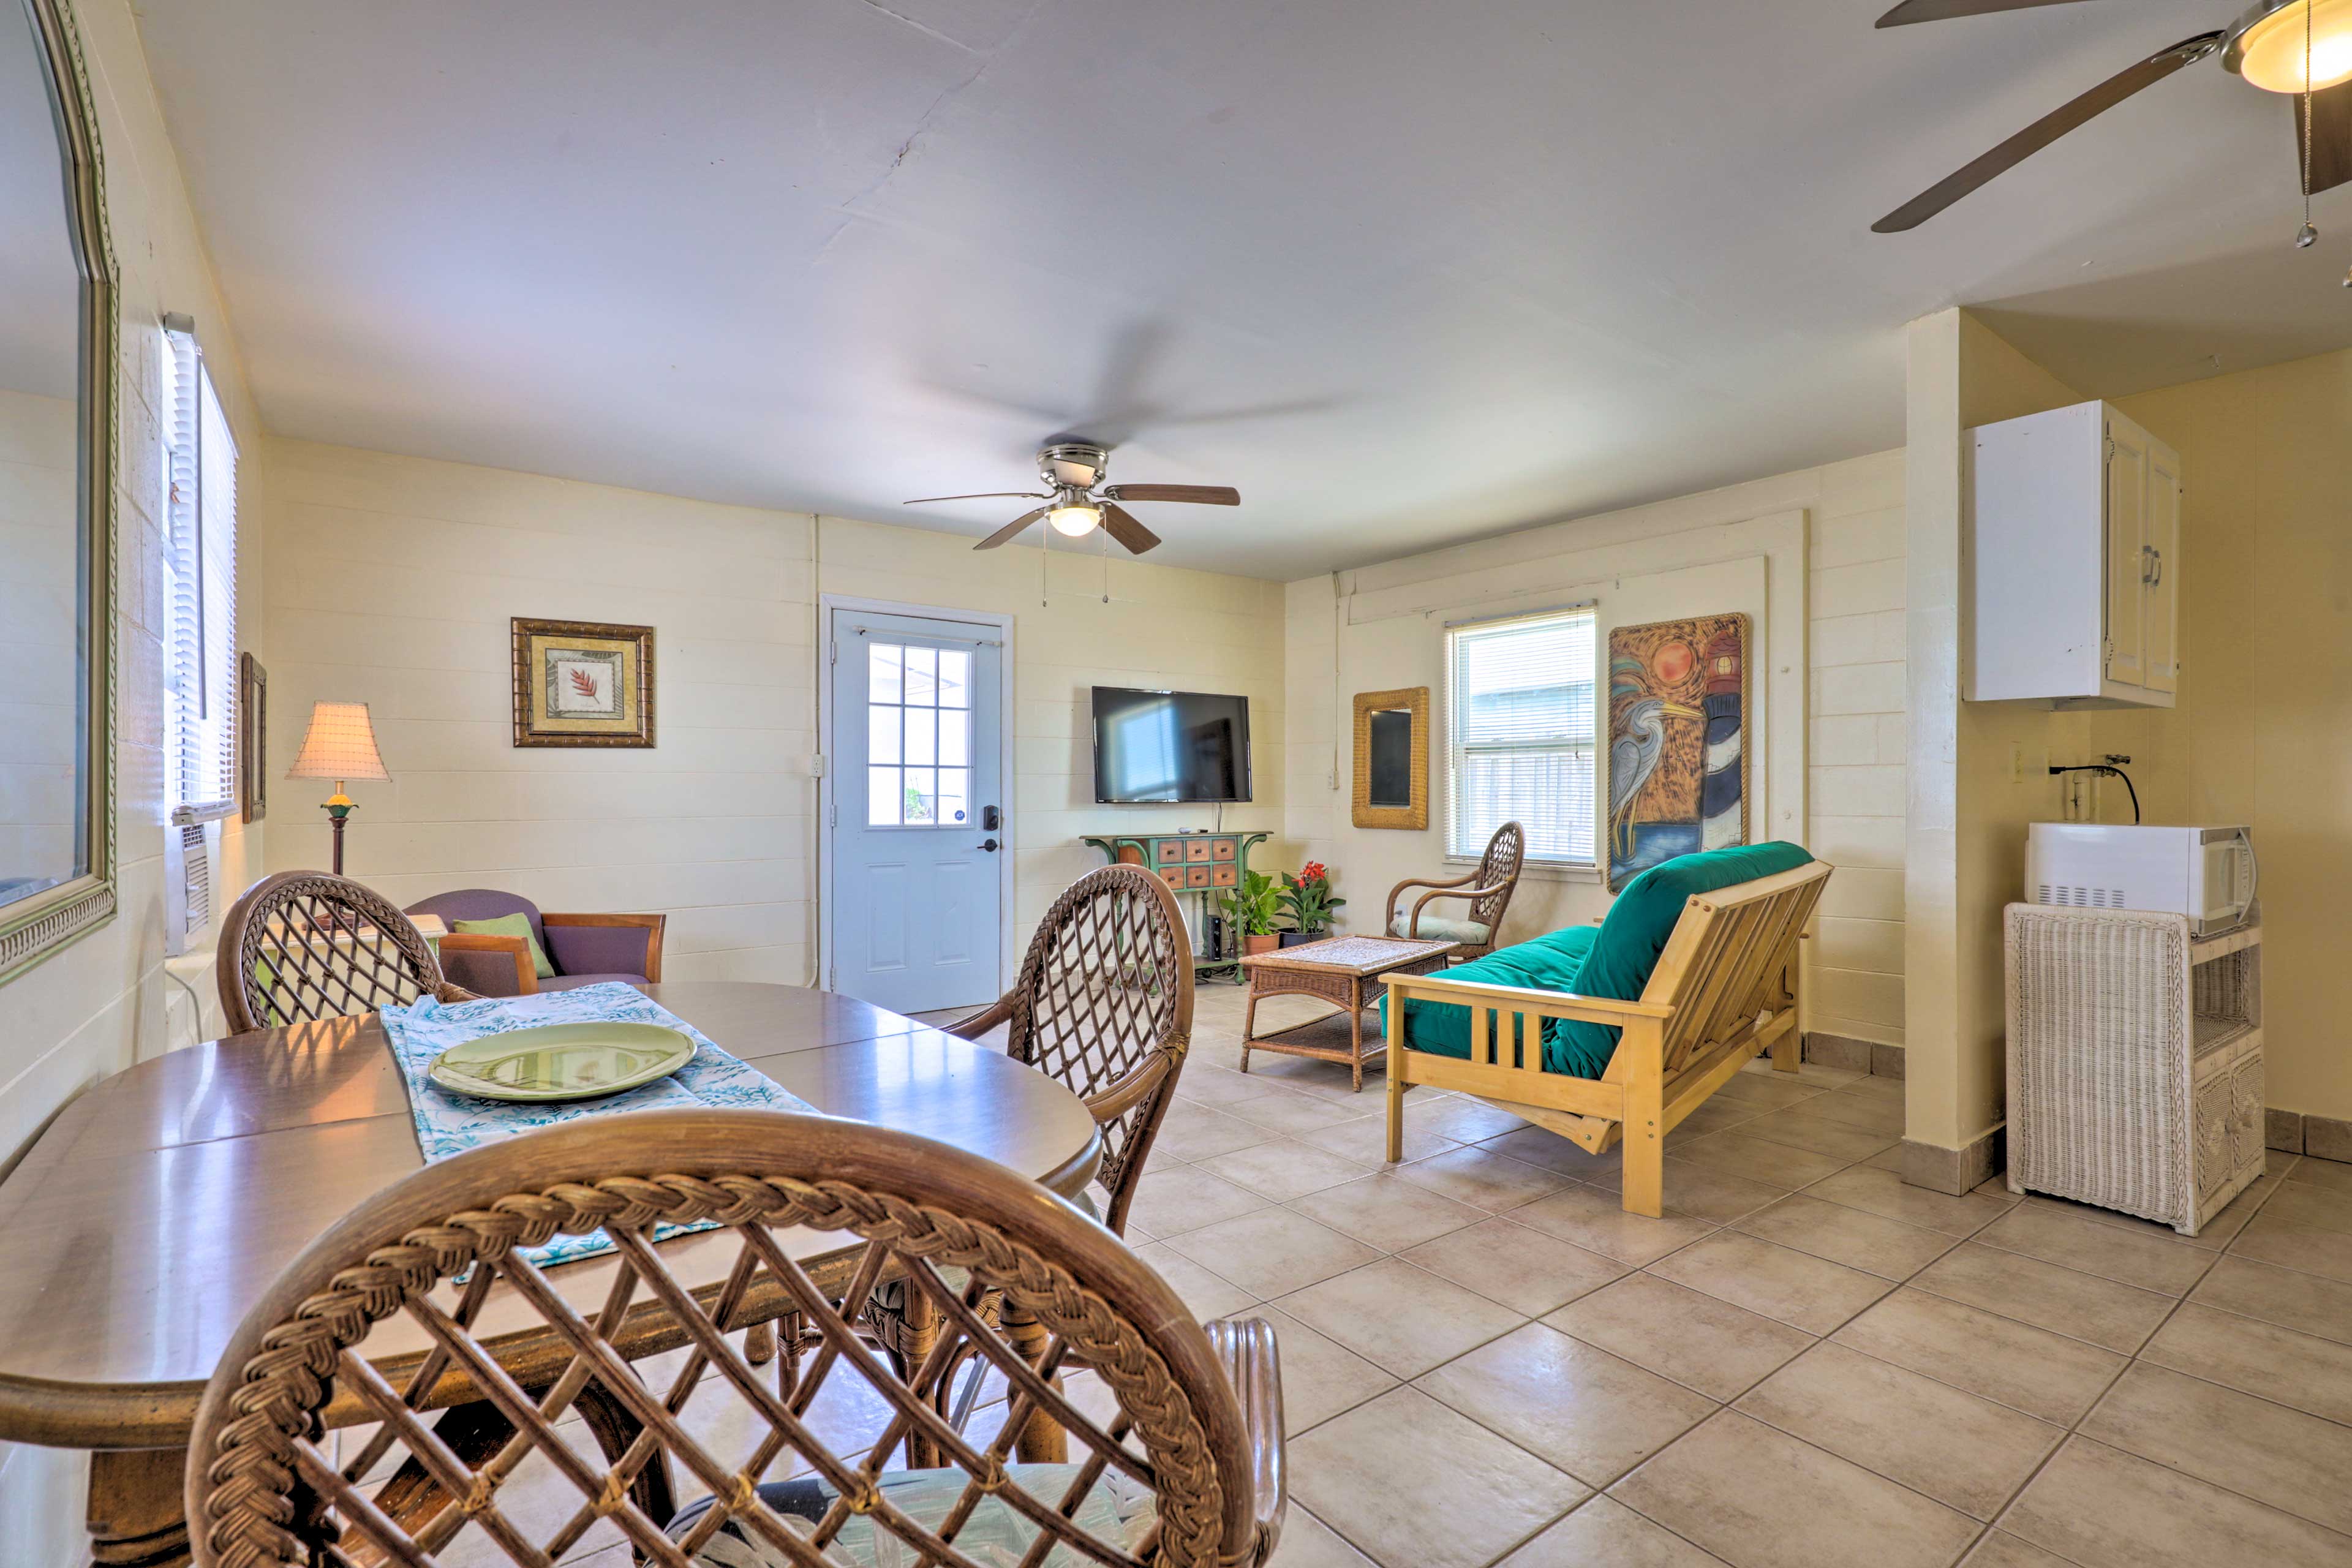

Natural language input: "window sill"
[1444,856,1602,886]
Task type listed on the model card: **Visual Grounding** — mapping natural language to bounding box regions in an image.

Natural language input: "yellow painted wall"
[1909,310,2169,1157]
[1286,450,1909,1047]
[2120,345,2352,1121]
[260,442,1289,996]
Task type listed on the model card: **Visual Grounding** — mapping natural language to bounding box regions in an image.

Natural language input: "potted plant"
[1277,862,1345,948]
[1219,870,1286,956]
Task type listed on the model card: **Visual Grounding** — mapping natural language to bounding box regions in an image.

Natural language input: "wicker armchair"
[183,1109,1286,1568]
[216,870,476,1035]
[1384,820,1525,962]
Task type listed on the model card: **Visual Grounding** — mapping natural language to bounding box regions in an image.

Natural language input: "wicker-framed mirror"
[0,0,119,985]
[1352,686,1428,830]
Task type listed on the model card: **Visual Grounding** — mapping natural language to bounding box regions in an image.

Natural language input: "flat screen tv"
[1092,687,1253,804]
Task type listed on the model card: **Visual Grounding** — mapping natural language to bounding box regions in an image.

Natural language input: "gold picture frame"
[511,618,656,748]
[1352,687,1429,830]
[239,652,267,823]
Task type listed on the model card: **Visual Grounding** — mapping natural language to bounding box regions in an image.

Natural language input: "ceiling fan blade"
[2297,80,2352,195]
[1875,0,2103,28]
[1099,502,1162,555]
[973,508,1049,550]
[1873,31,2224,232]
[1100,483,1241,505]
[903,491,1048,505]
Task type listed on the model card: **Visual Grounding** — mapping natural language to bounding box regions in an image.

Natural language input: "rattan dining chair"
[950,864,1196,1237]
[861,866,1194,1440]
[183,1109,1287,1568]
[1383,820,1525,962]
[216,870,477,1035]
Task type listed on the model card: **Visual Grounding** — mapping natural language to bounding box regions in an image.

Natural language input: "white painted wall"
[0,0,268,1552]
[259,445,1290,989]
[1284,451,1907,1047]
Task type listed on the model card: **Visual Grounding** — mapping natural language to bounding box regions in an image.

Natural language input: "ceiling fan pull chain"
[2299,0,2318,248]
[1101,518,1111,604]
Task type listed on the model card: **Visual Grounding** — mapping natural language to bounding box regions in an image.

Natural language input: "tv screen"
[1092,687,1253,804]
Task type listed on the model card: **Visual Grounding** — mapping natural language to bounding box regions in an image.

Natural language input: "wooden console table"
[1240,935,1457,1089]
[1082,831,1270,982]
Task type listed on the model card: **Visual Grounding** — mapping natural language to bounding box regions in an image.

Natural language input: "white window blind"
[162,320,238,944]
[162,322,238,826]
[1446,608,1597,864]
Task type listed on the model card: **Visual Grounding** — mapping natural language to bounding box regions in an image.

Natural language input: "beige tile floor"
[439,983,2352,1568]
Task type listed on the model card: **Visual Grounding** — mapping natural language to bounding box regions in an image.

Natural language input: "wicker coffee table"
[1239,935,1458,1090]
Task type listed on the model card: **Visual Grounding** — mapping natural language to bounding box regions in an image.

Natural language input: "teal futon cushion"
[1382,842,1814,1080]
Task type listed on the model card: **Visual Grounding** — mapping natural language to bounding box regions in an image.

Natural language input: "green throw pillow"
[1554,842,1815,1077]
[451,912,555,978]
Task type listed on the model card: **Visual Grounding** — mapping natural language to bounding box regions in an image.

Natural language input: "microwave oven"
[2025,824,2256,937]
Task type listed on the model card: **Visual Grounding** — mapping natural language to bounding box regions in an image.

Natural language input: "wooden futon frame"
[1383,860,1833,1217]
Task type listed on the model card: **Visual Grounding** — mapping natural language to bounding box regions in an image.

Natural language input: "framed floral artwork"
[511,618,656,747]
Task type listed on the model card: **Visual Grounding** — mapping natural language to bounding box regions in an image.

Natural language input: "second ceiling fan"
[904,442,1239,555]
[1873,0,2352,232]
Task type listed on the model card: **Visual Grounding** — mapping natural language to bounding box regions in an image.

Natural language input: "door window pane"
[907,707,937,765]
[867,766,902,826]
[903,767,937,823]
[867,705,901,763]
[938,708,969,767]
[938,767,968,826]
[903,647,938,707]
[869,643,903,704]
[938,649,970,709]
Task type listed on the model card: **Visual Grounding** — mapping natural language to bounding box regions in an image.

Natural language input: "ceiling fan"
[903,442,1240,554]
[1872,0,2352,233]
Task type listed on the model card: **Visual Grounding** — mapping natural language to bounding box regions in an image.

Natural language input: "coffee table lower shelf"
[1238,936,1458,1091]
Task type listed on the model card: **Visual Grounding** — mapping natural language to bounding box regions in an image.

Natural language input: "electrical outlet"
[2009,742,2024,783]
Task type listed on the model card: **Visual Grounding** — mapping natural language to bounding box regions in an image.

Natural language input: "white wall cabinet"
[1968,400,2180,707]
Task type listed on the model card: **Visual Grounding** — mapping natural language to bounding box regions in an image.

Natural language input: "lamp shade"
[286,701,391,782]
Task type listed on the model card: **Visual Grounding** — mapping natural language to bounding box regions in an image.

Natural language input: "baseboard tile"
[1902,1127,2003,1197]
[1804,1031,1902,1079]
[2308,1114,2352,1164]
[2267,1109,2305,1156]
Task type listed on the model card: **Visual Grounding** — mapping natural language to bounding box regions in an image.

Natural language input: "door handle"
[978,839,1000,853]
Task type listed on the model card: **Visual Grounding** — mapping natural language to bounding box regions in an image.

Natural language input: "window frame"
[1442,605,1601,872]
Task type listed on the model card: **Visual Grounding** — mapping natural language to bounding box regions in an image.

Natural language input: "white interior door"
[827,608,1005,1014]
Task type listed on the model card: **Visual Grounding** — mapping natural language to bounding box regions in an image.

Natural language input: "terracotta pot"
[1244,933,1281,956]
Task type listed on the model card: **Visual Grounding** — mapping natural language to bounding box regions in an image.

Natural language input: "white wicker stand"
[2003,905,2264,1237]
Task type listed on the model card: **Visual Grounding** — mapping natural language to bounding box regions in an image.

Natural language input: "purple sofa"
[404,888,666,998]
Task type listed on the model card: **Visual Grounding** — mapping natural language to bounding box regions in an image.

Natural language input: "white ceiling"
[129,0,2352,578]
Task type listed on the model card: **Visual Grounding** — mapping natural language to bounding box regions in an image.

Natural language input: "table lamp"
[286,701,390,876]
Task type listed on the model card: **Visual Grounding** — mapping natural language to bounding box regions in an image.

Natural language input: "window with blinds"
[1445,608,1597,864]
[162,320,238,938]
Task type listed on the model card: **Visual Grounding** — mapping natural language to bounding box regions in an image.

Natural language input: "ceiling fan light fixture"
[1047,503,1102,537]
[2229,0,2352,93]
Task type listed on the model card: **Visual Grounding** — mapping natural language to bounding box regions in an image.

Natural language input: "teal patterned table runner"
[380,981,819,1268]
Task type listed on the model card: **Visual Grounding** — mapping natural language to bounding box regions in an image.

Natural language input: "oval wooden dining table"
[0,981,1099,1568]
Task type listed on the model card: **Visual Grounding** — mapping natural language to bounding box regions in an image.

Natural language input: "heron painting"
[1607,614,1750,890]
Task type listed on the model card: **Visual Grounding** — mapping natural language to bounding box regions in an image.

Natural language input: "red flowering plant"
[1277,861,1346,936]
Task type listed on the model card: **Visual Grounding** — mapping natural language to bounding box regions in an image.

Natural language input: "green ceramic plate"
[426,1021,696,1102]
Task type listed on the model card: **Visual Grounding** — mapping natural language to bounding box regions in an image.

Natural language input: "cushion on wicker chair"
[667,1465,1156,1567]
[1387,914,1491,946]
